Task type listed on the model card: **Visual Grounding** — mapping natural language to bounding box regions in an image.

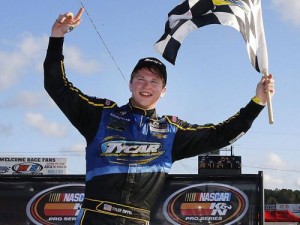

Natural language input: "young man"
[44,8,274,225]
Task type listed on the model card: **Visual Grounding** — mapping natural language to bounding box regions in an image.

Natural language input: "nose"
[142,80,151,89]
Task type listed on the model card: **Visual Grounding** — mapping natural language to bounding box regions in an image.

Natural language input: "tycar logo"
[12,162,43,174]
[101,141,163,164]
[163,183,249,225]
[26,184,85,225]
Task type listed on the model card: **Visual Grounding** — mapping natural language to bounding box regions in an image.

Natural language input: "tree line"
[265,189,300,204]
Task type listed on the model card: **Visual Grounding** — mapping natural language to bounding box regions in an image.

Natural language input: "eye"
[135,74,143,80]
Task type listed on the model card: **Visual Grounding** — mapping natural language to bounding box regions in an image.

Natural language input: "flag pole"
[262,70,274,124]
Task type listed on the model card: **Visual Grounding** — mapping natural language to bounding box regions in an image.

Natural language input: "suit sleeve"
[43,37,114,143]
[171,100,264,161]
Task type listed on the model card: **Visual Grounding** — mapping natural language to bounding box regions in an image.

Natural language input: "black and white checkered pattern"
[155,0,268,73]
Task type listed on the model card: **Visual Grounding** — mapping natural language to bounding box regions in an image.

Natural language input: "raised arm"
[44,7,107,143]
[172,75,275,161]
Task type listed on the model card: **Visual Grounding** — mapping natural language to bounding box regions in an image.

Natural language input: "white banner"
[0,157,67,175]
[276,204,300,217]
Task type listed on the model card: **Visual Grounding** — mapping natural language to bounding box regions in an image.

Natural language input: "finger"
[58,12,74,24]
[56,14,66,23]
[66,12,74,18]
[74,7,84,21]
[265,82,274,93]
[72,19,81,28]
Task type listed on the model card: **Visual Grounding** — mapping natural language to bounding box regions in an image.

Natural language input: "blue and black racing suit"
[44,37,264,225]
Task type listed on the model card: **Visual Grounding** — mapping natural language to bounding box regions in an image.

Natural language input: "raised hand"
[255,74,275,105]
[51,7,84,37]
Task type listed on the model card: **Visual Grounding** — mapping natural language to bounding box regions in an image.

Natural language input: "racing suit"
[44,37,265,225]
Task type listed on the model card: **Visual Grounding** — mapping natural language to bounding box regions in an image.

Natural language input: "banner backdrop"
[0,157,67,175]
[0,173,263,225]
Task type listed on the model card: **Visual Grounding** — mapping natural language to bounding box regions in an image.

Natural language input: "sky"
[0,0,299,190]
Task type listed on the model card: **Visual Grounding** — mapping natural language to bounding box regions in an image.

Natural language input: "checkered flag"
[155,0,268,74]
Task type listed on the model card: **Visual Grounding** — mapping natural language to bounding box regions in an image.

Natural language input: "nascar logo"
[26,184,85,225]
[163,183,249,225]
[12,162,43,174]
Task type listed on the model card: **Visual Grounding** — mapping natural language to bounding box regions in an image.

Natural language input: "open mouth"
[140,91,152,97]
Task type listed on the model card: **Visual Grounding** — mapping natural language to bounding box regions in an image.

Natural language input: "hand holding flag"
[155,0,274,123]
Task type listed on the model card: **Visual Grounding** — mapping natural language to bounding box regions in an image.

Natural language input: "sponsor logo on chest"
[100,141,164,165]
[101,141,161,155]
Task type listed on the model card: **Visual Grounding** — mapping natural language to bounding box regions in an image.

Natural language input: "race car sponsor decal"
[163,183,249,225]
[100,141,164,165]
[149,120,168,133]
[0,166,9,173]
[107,112,131,131]
[26,184,85,225]
[12,162,43,174]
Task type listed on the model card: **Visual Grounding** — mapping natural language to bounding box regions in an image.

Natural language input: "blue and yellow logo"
[100,141,164,165]
[212,0,247,10]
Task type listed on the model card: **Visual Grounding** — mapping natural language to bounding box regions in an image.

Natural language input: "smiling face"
[129,68,166,110]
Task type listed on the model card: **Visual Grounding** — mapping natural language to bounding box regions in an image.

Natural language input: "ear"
[129,82,132,92]
[160,87,167,98]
